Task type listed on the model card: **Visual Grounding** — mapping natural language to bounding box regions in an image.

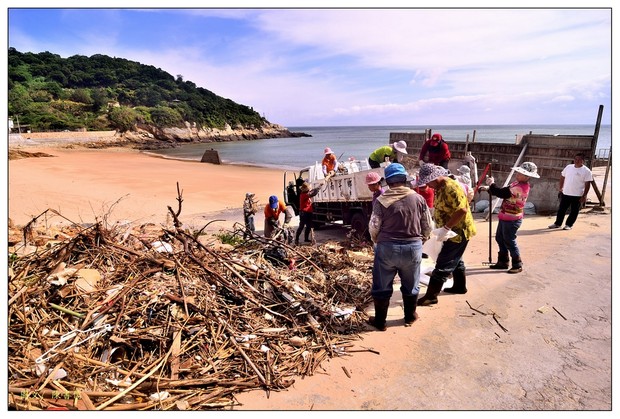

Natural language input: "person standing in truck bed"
[321,147,339,176]
[418,133,451,169]
[367,140,408,169]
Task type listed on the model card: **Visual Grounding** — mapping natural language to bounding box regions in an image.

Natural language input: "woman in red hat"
[418,133,451,169]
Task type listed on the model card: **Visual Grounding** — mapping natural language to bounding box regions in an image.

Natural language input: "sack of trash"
[264,246,289,267]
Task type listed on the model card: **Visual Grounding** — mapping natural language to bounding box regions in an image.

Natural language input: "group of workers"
[366,151,592,331]
[243,136,594,332]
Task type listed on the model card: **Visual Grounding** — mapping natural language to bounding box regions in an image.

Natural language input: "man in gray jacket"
[367,163,432,331]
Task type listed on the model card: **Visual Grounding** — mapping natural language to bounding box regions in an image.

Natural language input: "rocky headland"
[9,122,311,152]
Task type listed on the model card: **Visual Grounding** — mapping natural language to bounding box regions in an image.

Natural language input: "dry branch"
[8,206,374,411]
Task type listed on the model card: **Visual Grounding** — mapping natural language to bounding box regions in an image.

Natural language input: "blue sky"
[5,5,613,127]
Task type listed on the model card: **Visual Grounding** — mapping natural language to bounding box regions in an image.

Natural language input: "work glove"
[485,176,495,186]
[432,226,457,242]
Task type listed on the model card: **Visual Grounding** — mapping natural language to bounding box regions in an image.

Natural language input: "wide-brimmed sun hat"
[390,140,408,154]
[513,162,540,178]
[365,171,382,185]
[457,165,471,175]
[324,147,334,155]
[417,163,448,185]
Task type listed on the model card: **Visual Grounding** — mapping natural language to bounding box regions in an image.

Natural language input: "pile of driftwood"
[8,206,375,411]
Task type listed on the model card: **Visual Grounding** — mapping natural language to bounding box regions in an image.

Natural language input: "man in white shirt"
[548,153,593,230]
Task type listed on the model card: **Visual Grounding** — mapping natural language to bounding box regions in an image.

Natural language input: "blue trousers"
[495,219,522,259]
[372,240,422,300]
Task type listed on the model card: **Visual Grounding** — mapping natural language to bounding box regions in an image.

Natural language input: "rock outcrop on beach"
[122,121,310,149]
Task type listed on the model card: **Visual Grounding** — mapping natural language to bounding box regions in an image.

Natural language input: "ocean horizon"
[149,124,611,172]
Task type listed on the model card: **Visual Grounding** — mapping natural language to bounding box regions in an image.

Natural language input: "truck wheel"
[350,213,369,239]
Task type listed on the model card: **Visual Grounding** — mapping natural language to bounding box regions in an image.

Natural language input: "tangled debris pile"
[8,208,375,411]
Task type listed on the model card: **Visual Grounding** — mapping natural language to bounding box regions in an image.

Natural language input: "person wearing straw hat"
[416,163,477,306]
[367,163,432,330]
[367,140,408,169]
[456,164,472,188]
[242,192,259,239]
[321,147,339,176]
[418,133,451,169]
[482,161,540,274]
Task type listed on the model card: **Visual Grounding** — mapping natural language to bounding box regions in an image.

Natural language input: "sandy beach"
[6,143,613,410]
[8,146,285,231]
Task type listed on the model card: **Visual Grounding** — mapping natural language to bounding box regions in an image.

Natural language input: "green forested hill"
[8,47,269,133]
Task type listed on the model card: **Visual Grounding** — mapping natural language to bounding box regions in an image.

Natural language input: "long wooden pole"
[599,146,611,207]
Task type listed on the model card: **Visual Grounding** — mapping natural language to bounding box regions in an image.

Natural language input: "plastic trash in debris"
[151,241,173,253]
[235,334,257,343]
[149,391,170,401]
[106,377,132,387]
[35,324,112,364]
[331,307,355,319]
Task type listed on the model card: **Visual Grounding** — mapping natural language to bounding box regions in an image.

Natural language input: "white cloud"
[6,7,612,126]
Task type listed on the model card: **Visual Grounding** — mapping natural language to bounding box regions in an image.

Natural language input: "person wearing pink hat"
[321,147,339,176]
[365,171,384,204]
[419,133,451,169]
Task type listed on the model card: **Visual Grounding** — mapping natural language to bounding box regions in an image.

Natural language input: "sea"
[148,124,611,172]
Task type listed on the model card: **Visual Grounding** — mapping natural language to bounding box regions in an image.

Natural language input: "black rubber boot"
[489,251,509,269]
[507,256,523,274]
[418,276,444,306]
[443,269,467,294]
[367,298,390,331]
[403,294,419,326]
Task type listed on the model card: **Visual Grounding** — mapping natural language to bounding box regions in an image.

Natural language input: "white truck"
[283,159,386,237]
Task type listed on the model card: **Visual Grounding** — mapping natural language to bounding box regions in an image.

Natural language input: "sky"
[4,3,613,128]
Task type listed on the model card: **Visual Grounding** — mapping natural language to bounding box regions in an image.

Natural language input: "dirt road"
[234,198,612,410]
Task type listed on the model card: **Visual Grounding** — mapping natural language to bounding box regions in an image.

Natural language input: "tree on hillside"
[7,48,268,133]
